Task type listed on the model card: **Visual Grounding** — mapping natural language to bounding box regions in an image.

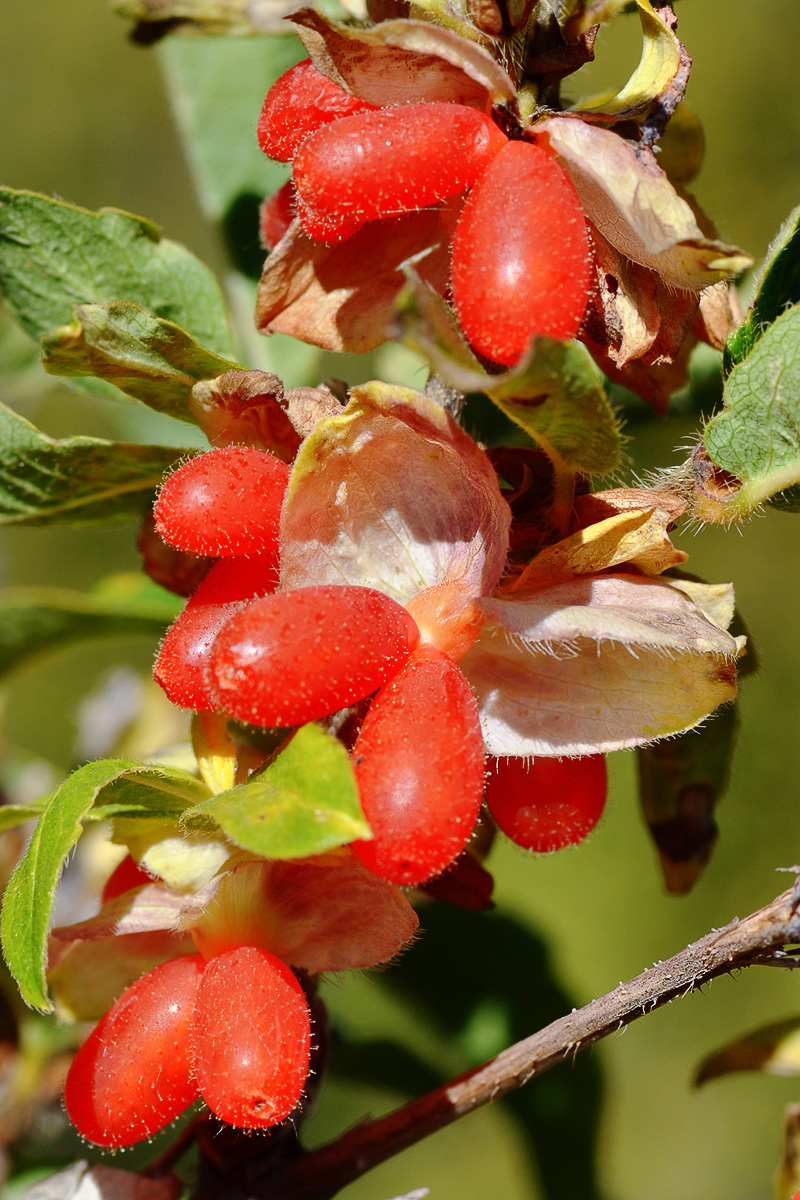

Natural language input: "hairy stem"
[236,879,800,1200]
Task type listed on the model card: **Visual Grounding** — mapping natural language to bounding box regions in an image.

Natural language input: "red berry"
[64,955,204,1148]
[208,585,420,727]
[260,180,297,250]
[293,103,507,243]
[257,59,377,163]
[101,854,152,904]
[451,139,591,365]
[351,645,485,886]
[192,946,311,1129]
[154,446,290,557]
[484,754,607,852]
[154,553,280,711]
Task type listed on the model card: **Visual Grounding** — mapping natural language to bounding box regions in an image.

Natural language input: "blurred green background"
[2,3,800,1199]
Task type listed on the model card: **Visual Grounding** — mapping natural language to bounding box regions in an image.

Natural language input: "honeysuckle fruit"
[255,4,751,398]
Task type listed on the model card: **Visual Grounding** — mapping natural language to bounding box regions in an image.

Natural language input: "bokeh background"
[1,3,800,1199]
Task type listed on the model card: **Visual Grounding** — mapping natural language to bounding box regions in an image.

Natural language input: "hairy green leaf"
[695,1016,800,1086]
[0,401,187,526]
[87,765,211,823]
[700,306,800,521]
[1,759,140,1010]
[725,205,800,373]
[41,302,240,422]
[0,573,182,680]
[187,723,369,857]
[0,188,232,362]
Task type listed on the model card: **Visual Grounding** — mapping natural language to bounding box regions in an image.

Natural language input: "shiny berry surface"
[293,103,507,243]
[484,754,607,852]
[64,955,204,1148]
[351,645,485,886]
[208,585,420,727]
[192,946,311,1129]
[154,446,290,557]
[257,59,376,163]
[260,180,297,250]
[451,139,591,365]
[154,552,280,711]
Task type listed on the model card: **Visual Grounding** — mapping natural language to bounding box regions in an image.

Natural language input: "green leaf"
[187,723,369,858]
[487,341,622,476]
[86,764,211,823]
[725,205,800,373]
[398,276,621,475]
[701,306,800,520]
[41,302,240,422]
[0,400,188,526]
[0,803,46,834]
[0,188,233,362]
[159,37,301,276]
[695,1016,800,1086]
[1,758,140,1010]
[0,573,182,681]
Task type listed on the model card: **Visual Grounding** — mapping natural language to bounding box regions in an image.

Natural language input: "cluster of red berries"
[256,59,592,366]
[65,861,312,1147]
[151,444,608,880]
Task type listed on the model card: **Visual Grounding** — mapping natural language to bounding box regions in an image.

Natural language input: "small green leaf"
[0,573,182,681]
[701,306,800,520]
[187,723,369,858]
[86,765,211,823]
[0,188,233,362]
[1,759,139,1010]
[41,302,240,422]
[725,205,800,373]
[488,341,622,476]
[0,400,188,526]
[695,1016,800,1087]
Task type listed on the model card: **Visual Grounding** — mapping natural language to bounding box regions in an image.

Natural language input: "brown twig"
[233,879,800,1200]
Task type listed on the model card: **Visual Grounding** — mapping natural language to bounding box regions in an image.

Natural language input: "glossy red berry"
[293,103,507,243]
[257,59,377,163]
[208,585,420,727]
[153,446,290,557]
[351,645,485,886]
[64,955,204,1148]
[484,754,607,852]
[192,946,311,1129]
[154,552,280,711]
[451,139,591,365]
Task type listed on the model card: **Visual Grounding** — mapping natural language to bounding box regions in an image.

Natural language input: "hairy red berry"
[208,585,420,727]
[257,59,377,163]
[192,946,311,1129]
[154,446,290,557]
[351,645,485,885]
[451,139,591,365]
[260,180,297,250]
[64,955,204,1148]
[154,552,280,711]
[293,103,507,243]
[484,754,607,852]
